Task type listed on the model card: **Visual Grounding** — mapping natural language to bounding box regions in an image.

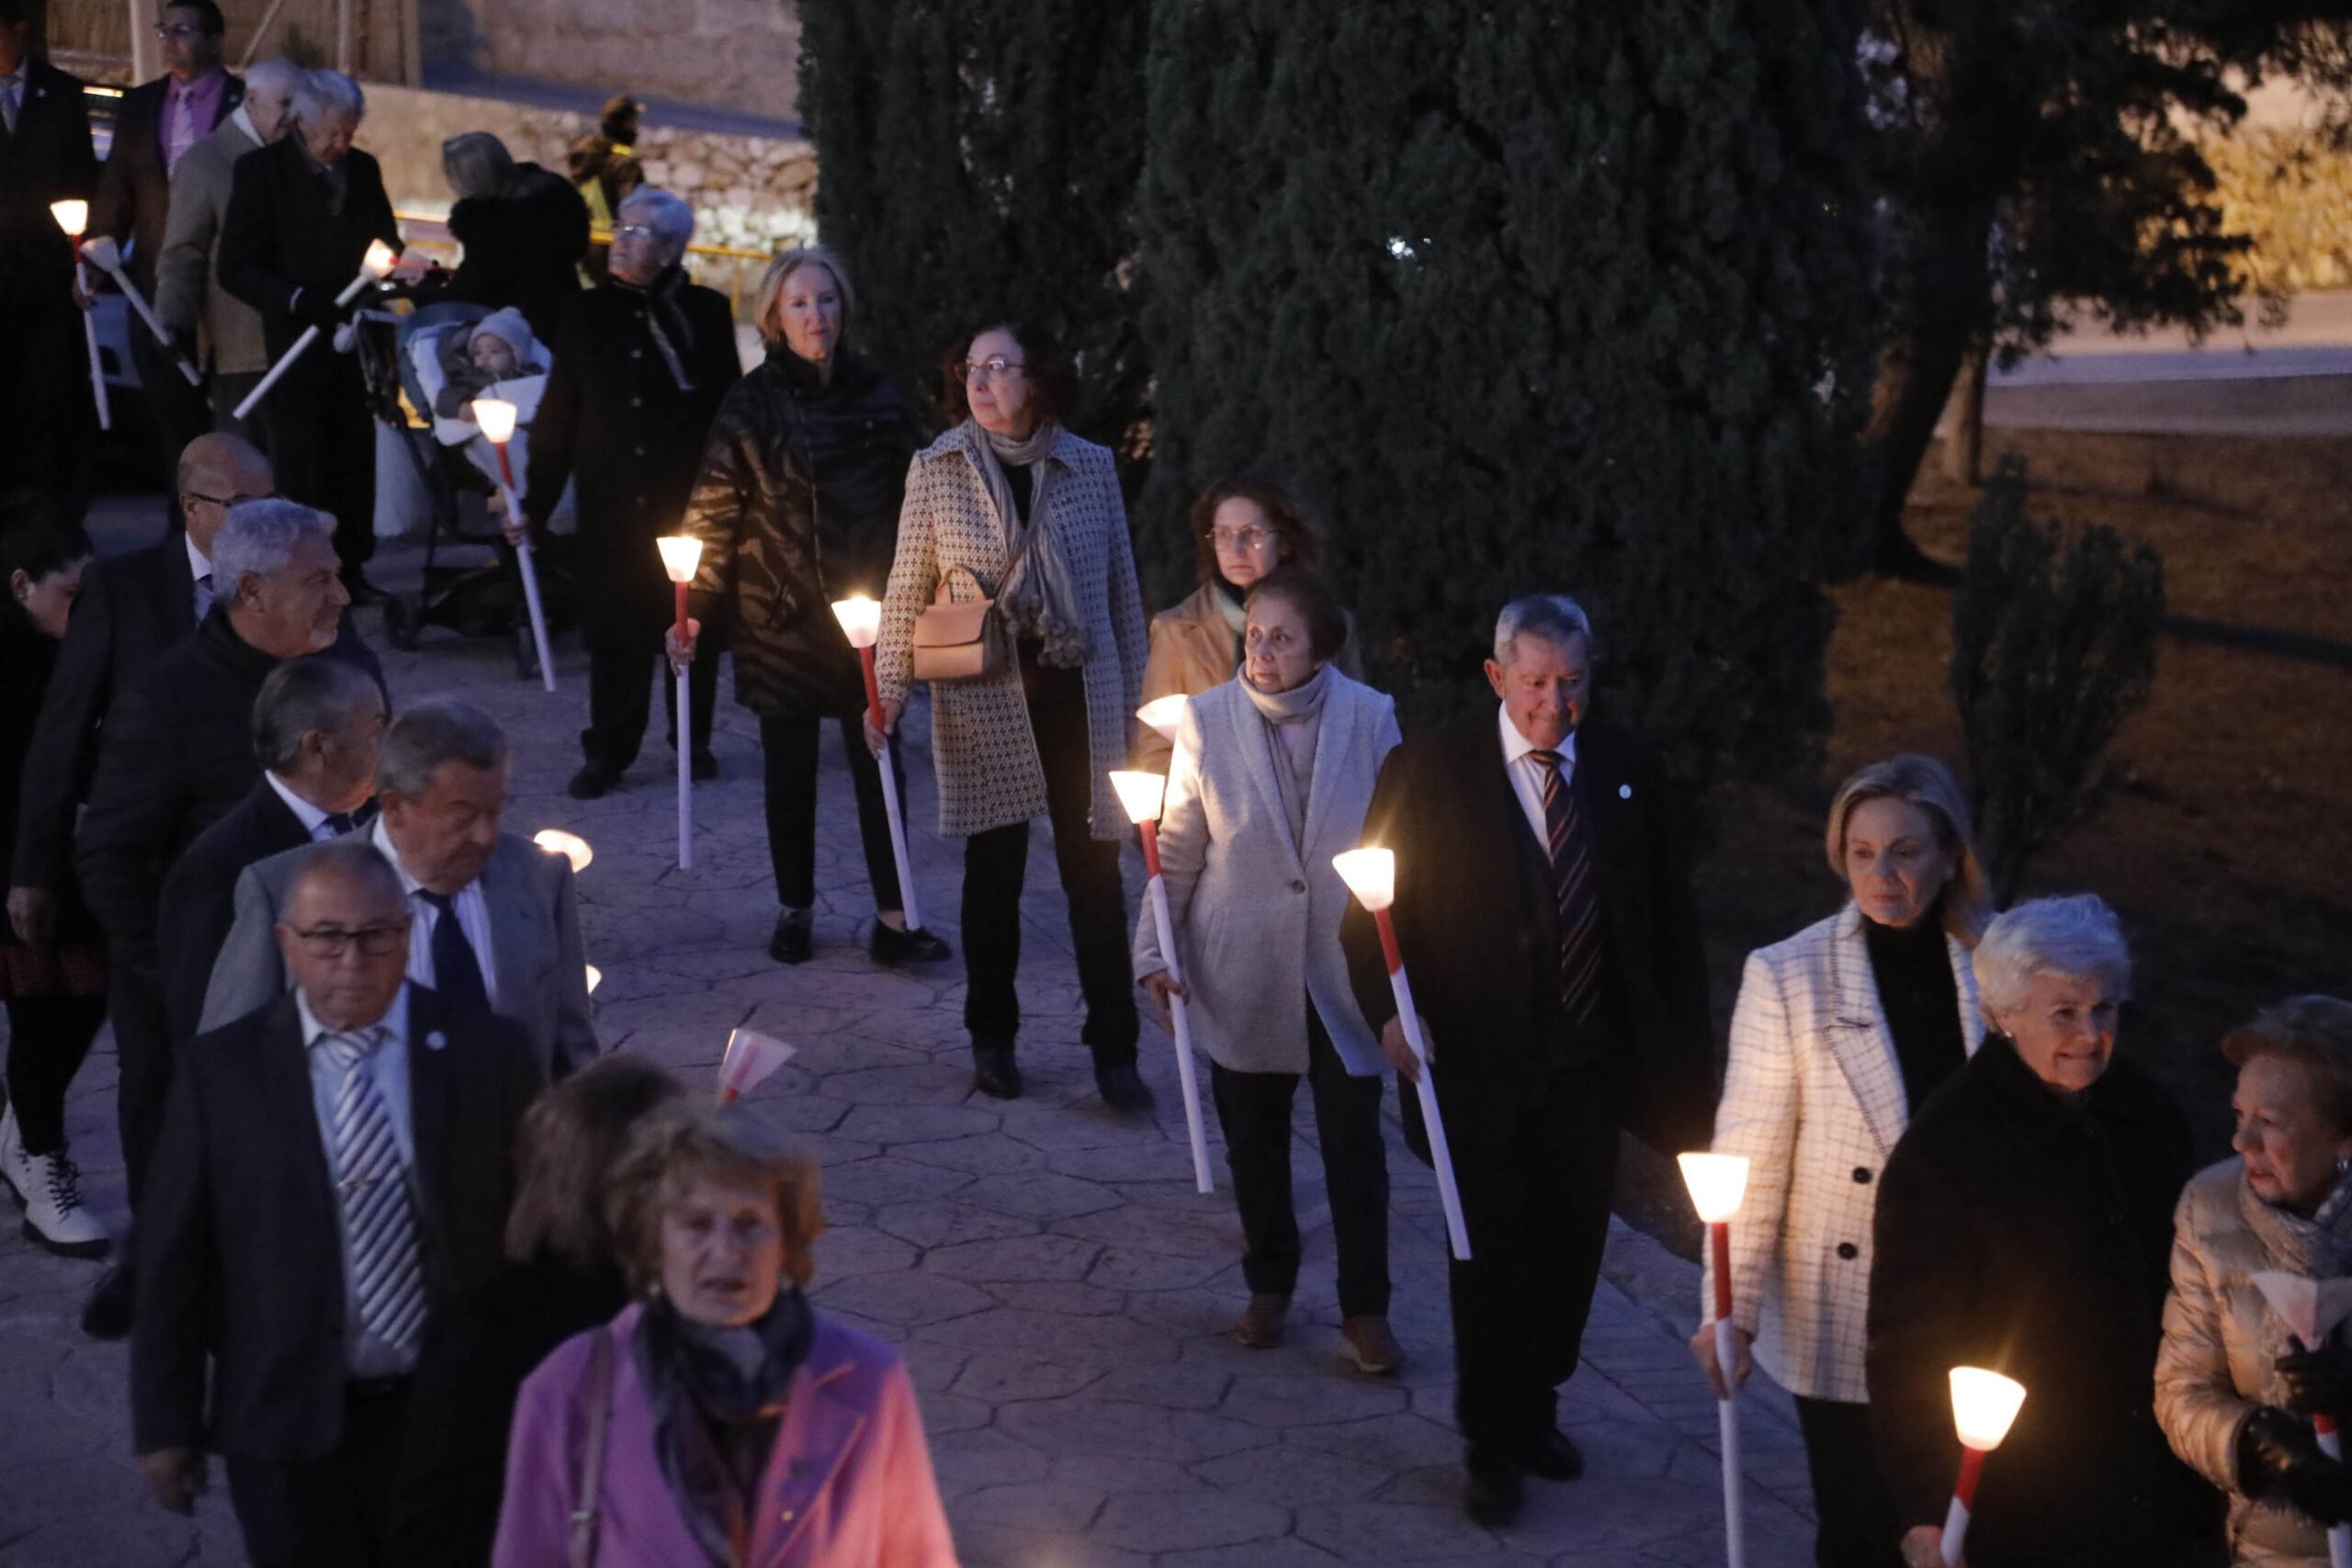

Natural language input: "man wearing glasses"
[132,840,538,1565]
[84,2,243,495]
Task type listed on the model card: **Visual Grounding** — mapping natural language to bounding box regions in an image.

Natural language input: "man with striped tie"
[130,839,539,1564]
[1343,593,1713,1528]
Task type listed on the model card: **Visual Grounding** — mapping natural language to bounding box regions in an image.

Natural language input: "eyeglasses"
[1208,526,1275,552]
[184,490,277,510]
[612,224,658,243]
[956,356,1025,384]
[154,21,211,39]
[287,922,411,958]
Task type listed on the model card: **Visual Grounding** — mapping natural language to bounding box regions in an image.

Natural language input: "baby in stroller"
[432,307,547,420]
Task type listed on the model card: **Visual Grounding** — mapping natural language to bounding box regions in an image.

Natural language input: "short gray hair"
[294,68,365,126]
[617,188,694,259]
[252,656,382,773]
[1494,593,1595,666]
[243,56,303,102]
[1973,895,2132,1023]
[211,499,334,596]
[441,130,515,202]
[288,836,405,911]
[378,697,509,798]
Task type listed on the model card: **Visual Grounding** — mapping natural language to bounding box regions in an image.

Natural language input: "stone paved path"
[0,525,1820,1566]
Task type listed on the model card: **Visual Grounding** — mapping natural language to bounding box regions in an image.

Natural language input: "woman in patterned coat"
[868,321,1151,1109]
[1694,754,1989,1568]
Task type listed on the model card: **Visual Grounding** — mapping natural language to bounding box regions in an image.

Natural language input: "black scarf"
[618,264,699,392]
[633,1290,815,1566]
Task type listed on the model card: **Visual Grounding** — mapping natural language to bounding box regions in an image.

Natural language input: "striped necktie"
[320,1027,425,1356]
[1530,749,1603,1026]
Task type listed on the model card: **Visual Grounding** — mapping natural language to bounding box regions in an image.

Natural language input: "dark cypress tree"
[797,0,1154,461]
[1137,0,1879,789]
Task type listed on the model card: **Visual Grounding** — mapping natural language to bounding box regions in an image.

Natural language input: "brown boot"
[1340,1314,1404,1375]
[1233,1292,1289,1348]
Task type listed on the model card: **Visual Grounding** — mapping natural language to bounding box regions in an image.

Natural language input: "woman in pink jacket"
[493,1104,957,1568]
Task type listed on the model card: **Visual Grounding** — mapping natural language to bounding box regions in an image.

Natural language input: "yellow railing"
[393,210,775,318]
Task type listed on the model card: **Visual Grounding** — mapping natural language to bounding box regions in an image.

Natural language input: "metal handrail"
[390,209,775,315]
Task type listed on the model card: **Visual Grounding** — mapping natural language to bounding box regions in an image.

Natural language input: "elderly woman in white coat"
[2159,995,2352,1567]
[1693,754,1988,1568]
[1134,569,1403,1374]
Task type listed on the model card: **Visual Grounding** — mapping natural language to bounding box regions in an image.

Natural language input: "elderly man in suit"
[217,68,399,596]
[1342,592,1714,1527]
[133,840,539,1567]
[8,433,274,953]
[81,0,242,486]
[156,55,298,434]
[205,697,599,1081]
[0,0,99,497]
[158,654,383,1037]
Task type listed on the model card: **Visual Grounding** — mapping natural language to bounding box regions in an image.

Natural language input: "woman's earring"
[2336,1153,2350,1179]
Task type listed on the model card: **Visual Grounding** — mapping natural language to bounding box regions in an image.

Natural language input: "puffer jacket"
[2158,1156,2352,1567]
[684,348,924,720]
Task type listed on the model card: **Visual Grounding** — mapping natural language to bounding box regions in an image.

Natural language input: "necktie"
[1,79,19,136]
[194,571,212,622]
[1530,750,1603,1027]
[419,889,489,1012]
[320,1027,425,1357]
[165,84,198,171]
[322,811,360,837]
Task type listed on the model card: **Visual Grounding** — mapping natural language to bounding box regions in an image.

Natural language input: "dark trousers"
[1209,1007,1391,1317]
[256,343,375,573]
[960,660,1136,1066]
[1445,1063,1618,1458]
[212,367,263,440]
[582,639,720,772]
[1793,1396,1904,1568]
[109,964,173,1210]
[226,1379,411,1568]
[3,992,107,1155]
[760,711,906,912]
[130,320,207,498]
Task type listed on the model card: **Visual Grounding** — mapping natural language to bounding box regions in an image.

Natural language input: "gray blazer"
[199,833,600,1078]
[156,111,266,376]
[1133,671,1399,1077]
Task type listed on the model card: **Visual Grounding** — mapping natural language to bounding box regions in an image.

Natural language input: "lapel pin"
[426,1030,448,1051]
[1618,784,1633,800]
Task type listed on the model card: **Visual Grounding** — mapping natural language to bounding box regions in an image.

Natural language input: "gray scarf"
[969,420,1091,667]
[1241,662,1331,849]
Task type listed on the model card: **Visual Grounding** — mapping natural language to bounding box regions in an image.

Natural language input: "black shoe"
[1464,1456,1524,1528]
[568,761,621,800]
[1095,1063,1154,1114]
[973,1044,1023,1100]
[1516,1427,1585,1481]
[693,751,719,782]
[82,1261,135,1341]
[768,908,812,965]
[869,921,951,965]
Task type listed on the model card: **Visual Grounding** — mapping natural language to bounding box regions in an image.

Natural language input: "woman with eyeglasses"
[1137,476,1356,772]
[1133,568,1404,1370]
[868,322,1152,1110]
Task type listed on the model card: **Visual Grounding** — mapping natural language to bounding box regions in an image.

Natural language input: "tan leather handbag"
[912,562,1014,683]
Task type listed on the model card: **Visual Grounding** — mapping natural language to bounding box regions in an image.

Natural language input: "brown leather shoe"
[1233,1292,1289,1348]
[1340,1314,1405,1375]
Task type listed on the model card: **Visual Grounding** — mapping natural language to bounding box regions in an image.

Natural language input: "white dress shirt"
[1498,703,1577,847]
[370,817,499,1006]
[264,772,344,842]
[186,533,215,623]
[296,983,417,1377]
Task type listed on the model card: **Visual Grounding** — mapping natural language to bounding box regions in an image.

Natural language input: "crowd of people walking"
[2,6,2348,1567]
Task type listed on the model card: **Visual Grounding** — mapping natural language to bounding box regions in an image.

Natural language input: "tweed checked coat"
[155,111,267,375]
[1701,903,1983,1402]
[876,422,1148,840]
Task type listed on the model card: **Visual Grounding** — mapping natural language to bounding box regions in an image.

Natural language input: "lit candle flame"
[532,829,593,873]
[830,595,882,649]
[50,199,88,238]
[1108,769,1167,826]
[471,396,518,445]
[1676,1153,1750,1224]
[656,536,704,583]
[1949,1368,2027,1450]
[1331,847,1396,911]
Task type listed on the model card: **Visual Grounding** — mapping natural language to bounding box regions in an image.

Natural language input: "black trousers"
[3,992,107,1155]
[109,964,173,1210]
[960,659,1136,1066]
[130,319,208,498]
[760,711,906,912]
[255,342,375,572]
[1445,1062,1619,1458]
[1209,1006,1391,1318]
[227,1378,411,1568]
[581,639,720,772]
[1793,1396,1904,1568]
[212,367,262,440]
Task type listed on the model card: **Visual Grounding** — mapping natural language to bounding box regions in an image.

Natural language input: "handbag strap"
[567,1325,618,1568]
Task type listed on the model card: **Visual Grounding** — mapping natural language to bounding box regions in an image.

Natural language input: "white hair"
[210,499,334,594]
[243,56,303,101]
[618,188,695,259]
[1493,593,1595,666]
[294,68,365,126]
[1973,894,2133,1023]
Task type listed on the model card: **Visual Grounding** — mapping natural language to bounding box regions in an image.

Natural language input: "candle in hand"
[830,594,881,649]
[50,199,88,239]
[472,395,518,446]
[1940,1368,2027,1567]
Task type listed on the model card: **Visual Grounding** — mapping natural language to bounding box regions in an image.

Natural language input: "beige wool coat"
[876,423,1148,840]
[155,112,268,377]
[2157,1156,2352,1568]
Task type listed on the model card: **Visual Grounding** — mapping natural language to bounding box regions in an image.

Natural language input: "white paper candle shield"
[1331,847,1396,912]
[2252,1271,2352,1348]
[1136,694,1190,741]
[1108,769,1168,826]
[49,199,88,237]
[830,595,882,649]
[584,964,603,994]
[532,829,593,874]
[471,396,519,445]
[1949,1367,2027,1450]
[719,1029,797,1102]
[1677,1153,1750,1224]
[657,536,704,583]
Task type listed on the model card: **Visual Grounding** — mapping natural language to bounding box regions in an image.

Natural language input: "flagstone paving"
[0,527,1819,1565]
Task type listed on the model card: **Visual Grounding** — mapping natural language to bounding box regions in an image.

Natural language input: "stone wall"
[423,0,799,120]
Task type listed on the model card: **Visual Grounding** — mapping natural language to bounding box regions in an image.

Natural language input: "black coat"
[153,776,316,1039]
[520,272,741,652]
[0,59,96,291]
[10,533,201,894]
[1341,712,1715,1158]
[0,611,101,950]
[1866,1034,2201,1566]
[88,72,242,294]
[217,134,401,354]
[74,606,381,969]
[132,987,541,1461]
[442,164,588,346]
[389,1254,632,1566]
[682,348,923,720]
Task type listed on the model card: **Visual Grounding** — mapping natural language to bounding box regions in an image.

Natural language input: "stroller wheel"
[514,624,537,681]
[383,594,418,651]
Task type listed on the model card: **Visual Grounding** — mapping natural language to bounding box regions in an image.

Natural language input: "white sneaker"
[20,1150,109,1258]
[0,1105,26,1204]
